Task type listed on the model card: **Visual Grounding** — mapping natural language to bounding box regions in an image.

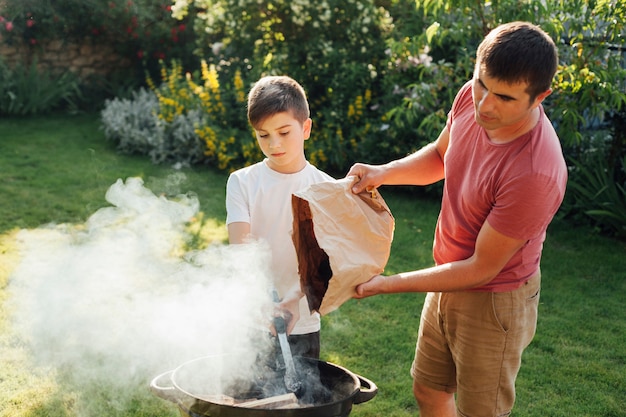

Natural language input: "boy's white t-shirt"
[226,159,334,334]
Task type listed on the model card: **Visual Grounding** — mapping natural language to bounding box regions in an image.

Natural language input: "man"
[347,22,567,416]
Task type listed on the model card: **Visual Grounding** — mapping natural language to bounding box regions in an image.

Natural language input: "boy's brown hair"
[247,76,310,129]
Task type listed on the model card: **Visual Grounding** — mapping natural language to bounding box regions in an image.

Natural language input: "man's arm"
[355,220,527,297]
[348,126,449,194]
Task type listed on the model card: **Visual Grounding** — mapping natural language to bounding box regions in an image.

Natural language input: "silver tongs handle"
[271,289,302,394]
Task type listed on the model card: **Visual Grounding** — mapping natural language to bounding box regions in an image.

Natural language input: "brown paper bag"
[292,176,395,315]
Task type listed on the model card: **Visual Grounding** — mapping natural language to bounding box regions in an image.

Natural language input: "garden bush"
[170,0,393,174]
[102,60,258,169]
[0,0,198,111]
[98,0,625,236]
[0,0,196,71]
[377,0,626,235]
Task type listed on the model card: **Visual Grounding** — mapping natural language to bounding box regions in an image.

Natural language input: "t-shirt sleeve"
[447,81,473,131]
[225,173,250,225]
[487,172,563,241]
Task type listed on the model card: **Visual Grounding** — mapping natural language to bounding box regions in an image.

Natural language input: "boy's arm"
[228,222,251,244]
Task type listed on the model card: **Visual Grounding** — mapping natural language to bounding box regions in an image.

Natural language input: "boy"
[226,75,333,359]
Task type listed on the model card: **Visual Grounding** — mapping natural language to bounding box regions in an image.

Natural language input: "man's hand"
[346,164,386,194]
[354,275,389,299]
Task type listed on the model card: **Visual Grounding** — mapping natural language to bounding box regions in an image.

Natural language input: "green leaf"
[425,22,441,44]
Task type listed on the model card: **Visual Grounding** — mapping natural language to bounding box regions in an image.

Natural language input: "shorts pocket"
[490,292,512,333]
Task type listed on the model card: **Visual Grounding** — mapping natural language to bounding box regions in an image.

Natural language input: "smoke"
[7,176,276,410]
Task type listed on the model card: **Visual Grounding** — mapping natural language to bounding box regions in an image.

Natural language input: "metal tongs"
[271,289,303,395]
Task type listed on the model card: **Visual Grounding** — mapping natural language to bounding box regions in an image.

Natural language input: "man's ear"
[534,89,552,107]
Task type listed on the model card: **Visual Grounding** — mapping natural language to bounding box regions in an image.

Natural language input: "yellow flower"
[234,69,246,103]
[336,128,344,141]
[146,76,156,91]
[364,89,371,103]
[196,126,217,157]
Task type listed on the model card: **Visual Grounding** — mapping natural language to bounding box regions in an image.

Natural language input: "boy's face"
[253,111,312,174]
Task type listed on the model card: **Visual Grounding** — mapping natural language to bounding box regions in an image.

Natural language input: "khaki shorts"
[411,273,541,417]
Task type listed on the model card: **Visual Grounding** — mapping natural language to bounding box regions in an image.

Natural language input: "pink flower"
[0,16,5,23]
[29,38,37,45]
[26,19,35,28]
[5,21,14,32]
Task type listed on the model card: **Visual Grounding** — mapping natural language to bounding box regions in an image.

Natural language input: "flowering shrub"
[0,0,196,76]
[101,0,625,237]
[171,0,393,174]
[102,60,262,170]
[101,88,209,165]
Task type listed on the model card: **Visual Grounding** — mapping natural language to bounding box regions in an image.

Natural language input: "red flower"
[137,50,144,59]
[29,38,37,45]
[5,21,14,31]
[26,19,35,28]
[92,28,100,35]
[178,24,186,32]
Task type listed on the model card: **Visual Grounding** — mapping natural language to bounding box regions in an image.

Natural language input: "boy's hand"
[270,287,302,335]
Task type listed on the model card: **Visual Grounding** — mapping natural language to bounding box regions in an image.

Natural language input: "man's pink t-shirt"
[433,81,568,292]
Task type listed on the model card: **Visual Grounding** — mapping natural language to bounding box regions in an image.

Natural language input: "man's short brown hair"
[477,21,558,101]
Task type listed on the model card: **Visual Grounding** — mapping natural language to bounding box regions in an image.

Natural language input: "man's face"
[471,62,546,136]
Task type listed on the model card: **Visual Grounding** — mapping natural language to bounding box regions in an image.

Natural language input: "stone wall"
[0,36,131,79]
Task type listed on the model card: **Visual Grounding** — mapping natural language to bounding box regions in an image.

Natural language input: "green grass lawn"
[1,114,625,417]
